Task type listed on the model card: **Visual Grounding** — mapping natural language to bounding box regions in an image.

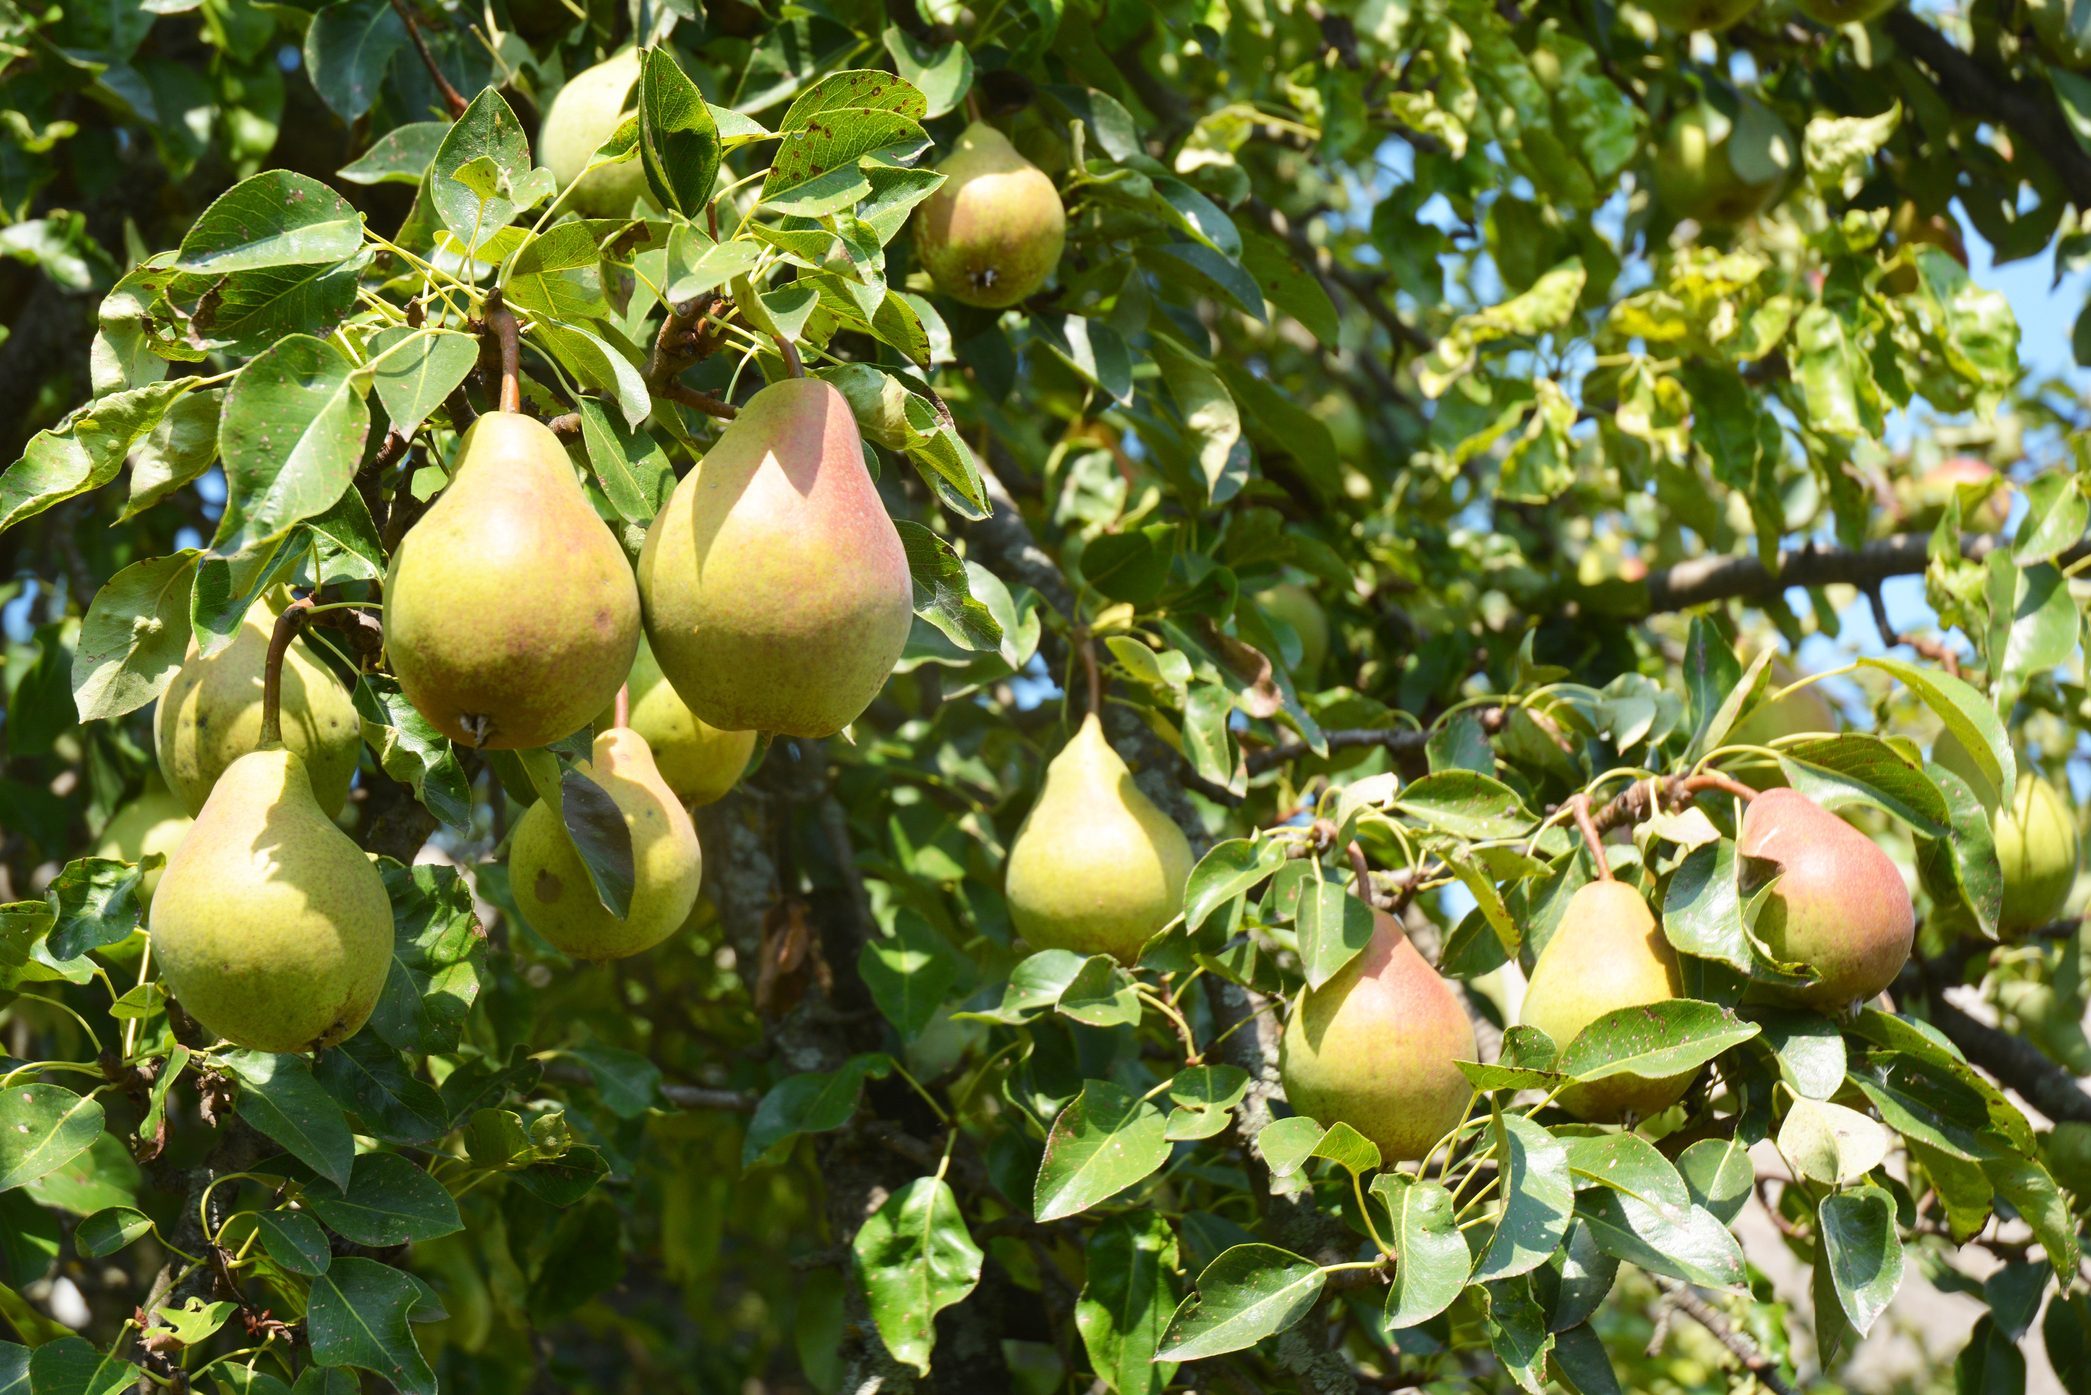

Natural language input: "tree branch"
[1652,1278,1800,1395]
[385,0,469,118]
[1637,531,2088,615]
[1913,984,2091,1125]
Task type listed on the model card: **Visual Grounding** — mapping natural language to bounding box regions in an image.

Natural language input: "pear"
[538,49,649,218]
[637,377,913,738]
[1258,582,1330,680]
[1895,457,2010,535]
[1521,881,1690,1121]
[1729,658,1836,749]
[386,411,640,750]
[508,728,703,960]
[1653,93,1791,226]
[1279,913,1476,1162]
[1003,715,1194,965]
[151,748,392,1052]
[912,122,1067,309]
[95,779,193,910]
[1642,0,1758,29]
[1737,789,1913,1011]
[1994,774,2078,935]
[155,593,363,817]
[596,636,755,808]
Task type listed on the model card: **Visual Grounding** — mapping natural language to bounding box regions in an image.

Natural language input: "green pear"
[1995,774,2078,935]
[637,377,913,738]
[1258,582,1330,680]
[386,411,640,750]
[95,778,192,910]
[155,593,362,816]
[596,635,755,808]
[1521,881,1689,1121]
[1737,789,1914,1010]
[1280,913,1477,1162]
[151,747,392,1052]
[508,728,703,960]
[1003,715,1194,965]
[538,49,649,218]
[1729,658,1837,748]
[912,122,1067,309]
[1653,93,1791,225]
[1642,0,1758,29]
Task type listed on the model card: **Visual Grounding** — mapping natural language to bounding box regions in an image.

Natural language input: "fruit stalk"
[259,595,317,748]
[486,289,522,415]
[1569,792,1613,879]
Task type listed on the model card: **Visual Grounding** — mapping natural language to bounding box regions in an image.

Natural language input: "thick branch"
[1916,987,2091,1125]
[1638,531,2087,615]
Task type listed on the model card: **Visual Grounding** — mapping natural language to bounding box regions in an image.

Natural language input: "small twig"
[260,598,317,747]
[1245,708,1507,775]
[658,381,739,420]
[1568,793,1612,880]
[385,0,469,117]
[485,289,521,414]
[1866,583,1961,677]
[547,413,582,438]
[1678,771,1759,805]
[1651,1277,1801,1395]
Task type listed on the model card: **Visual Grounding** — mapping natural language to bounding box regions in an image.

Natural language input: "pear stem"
[385,0,468,118]
[486,289,522,414]
[773,332,805,379]
[613,684,630,730]
[260,597,316,749]
[1679,772,1758,805]
[1568,793,1612,880]
[1346,841,1374,902]
[965,88,984,123]
[1075,630,1102,718]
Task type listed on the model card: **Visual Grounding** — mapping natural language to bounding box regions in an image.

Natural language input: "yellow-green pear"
[95,779,192,910]
[386,411,640,750]
[596,636,755,807]
[1995,774,2078,935]
[1654,93,1791,225]
[1004,715,1194,964]
[637,377,913,738]
[155,593,362,817]
[1521,881,1690,1121]
[1280,913,1476,1162]
[1259,582,1330,680]
[538,49,648,218]
[912,122,1067,309]
[1738,789,1913,1010]
[151,748,392,1052]
[508,728,703,960]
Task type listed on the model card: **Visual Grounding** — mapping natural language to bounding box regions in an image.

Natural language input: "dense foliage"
[4,0,2091,1391]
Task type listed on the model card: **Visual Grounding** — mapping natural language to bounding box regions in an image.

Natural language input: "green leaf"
[0,1085,105,1193]
[1034,1080,1172,1222]
[432,87,532,250]
[857,913,959,1040]
[1557,1000,1759,1087]
[71,550,198,721]
[1475,1112,1573,1281]
[1155,1244,1324,1361]
[43,856,147,960]
[1056,955,1143,1028]
[1075,1211,1179,1395]
[306,1257,436,1395]
[214,334,369,556]
[1153,336,1247,505]
[367,327,478,435]
[1856,656,2013,808]
[74,1207,153,1259]
[572,397,672,527]
[1576,1189,1745,1291]
[303,0,406,120]
[1295,880,1375,991]
[1818,1186,1903,1336]
[175,171,363,274]
[538,322,650,429]
[958,949,1089,1025]
[1391,771,1536,840]
[338,122,448,186]
[152,1296,238,1346]
[313,1036,448,1144]
[897,520,1002,652]
[24,1337,132,1395]
[882,28,971,119]
[1373,1173,1471,1328]
[223,1051,355,1190]
[742,1054,894,1170]
[1,380,188,534]
[252,1209,332,1276]
[305,1151,463,1245]
[638,47,722,215]
[1677,1137,1754,1224]
[1184,838,1287,932]
[1778,1097,1890,1186]
[851,1176,982,1376]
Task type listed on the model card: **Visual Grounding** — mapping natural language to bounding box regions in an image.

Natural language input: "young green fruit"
[1279,913,1476,1162]
[1642,0,1758,29]
[151,747,392,1052]
[538,49,649,218]
[912,122,1067,309]
[1521,881,1689,1121]
[95,779,193,910]
[1737,789,1914,1011]
[1003,714,1194,965]
[387,411,640,750]
[155,593,363,817]
[1995,774,2078,935]
[1654,94,1791,226]
[637,377,912,738]
[508,728,704,961]
[1258,582,1330,680]
[597,635,756,808]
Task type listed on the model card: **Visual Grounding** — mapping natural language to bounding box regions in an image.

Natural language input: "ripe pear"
[95,779,192,910]
[1521,881,1690,1121]
[1279,913,1477,1162]
[1003,715,1193,964]
[155,594,362,817]
[1258,582,1330,680]
[596,636,755,808]
[1737,789,1914,1011]
[1642,0,1758,29]
[912,122,1067,309]
[1994,774,2078,935]
[538,49,649,218]
[637,377,913,738]
[1654,93,1791,225]
[151,748,392,1052]
[508,728,703,960]
[386,411,640,750]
